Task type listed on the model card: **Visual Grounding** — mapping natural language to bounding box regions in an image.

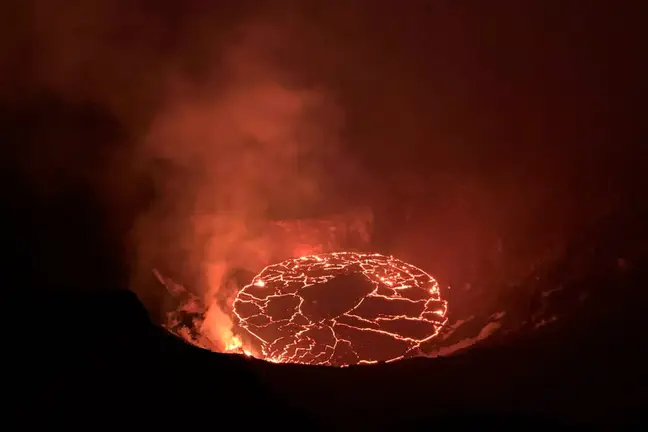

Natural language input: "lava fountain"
[231,252,449,366]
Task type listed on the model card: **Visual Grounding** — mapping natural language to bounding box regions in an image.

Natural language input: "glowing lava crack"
[232,252,449,366]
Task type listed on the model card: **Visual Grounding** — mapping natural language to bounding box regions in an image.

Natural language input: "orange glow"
[231,252,449,366]
[225,334,244,352]
[225,335,253,356]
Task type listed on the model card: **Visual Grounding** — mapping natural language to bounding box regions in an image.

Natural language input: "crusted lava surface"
[233,252,448,365]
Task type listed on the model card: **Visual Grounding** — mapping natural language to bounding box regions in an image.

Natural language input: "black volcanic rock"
[25,252,646,429]
[16,200,646,428]
[26,289,297,428]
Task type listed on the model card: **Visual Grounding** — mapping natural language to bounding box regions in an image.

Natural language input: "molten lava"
[232,252,448,366]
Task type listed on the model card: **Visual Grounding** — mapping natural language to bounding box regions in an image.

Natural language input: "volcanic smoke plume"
[133,19,370,351]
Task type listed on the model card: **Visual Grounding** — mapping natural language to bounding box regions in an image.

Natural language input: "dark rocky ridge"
[20,203,648,428]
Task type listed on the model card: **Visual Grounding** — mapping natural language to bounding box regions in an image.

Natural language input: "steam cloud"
[133,21,353,350]
[3,1,371,349]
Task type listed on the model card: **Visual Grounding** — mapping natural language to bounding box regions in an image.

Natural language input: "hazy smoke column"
[133,22,356,350]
